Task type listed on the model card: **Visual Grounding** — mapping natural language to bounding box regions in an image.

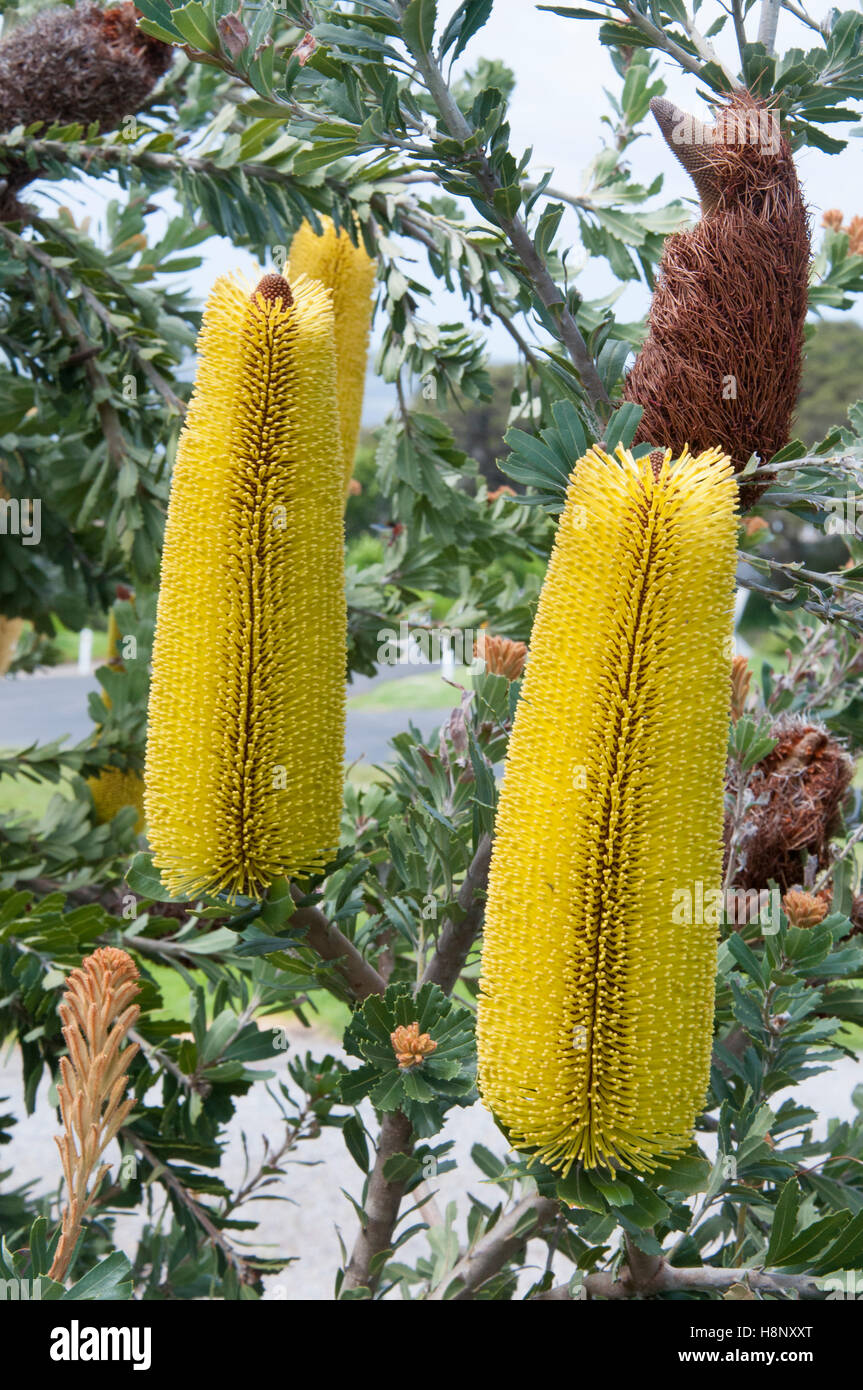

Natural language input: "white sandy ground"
[1,1022,861,1300]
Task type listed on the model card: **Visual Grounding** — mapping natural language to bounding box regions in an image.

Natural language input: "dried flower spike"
[732,717,853,892]
[478,445,738,1174]
[391,1022,438,1069]
[289,218,376,495]
[624,93,809,510]
[145,272,346,901]
[474,633,528,681]
[49,948,140,1284]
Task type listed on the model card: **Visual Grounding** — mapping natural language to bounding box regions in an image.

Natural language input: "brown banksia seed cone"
[0,4,171,218]
[474,633,528,681]
[730,717,853,893]
[391,1022,437,1069]
[782,889,829,930]
[624,92,810,511]
[48,948,140,1284]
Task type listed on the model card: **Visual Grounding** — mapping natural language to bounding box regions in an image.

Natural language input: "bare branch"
[427,1194,559,1300]
[342,1109,414,1295]
[289,885,387,1002]
[422,833,492,994]
[757,0,783,54]
[535,1260,825,1300]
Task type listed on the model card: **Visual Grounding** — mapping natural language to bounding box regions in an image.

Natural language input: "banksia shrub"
[289,218,376,494]
[145,272,346,901]
[477,445,738,1173]
[49,948,140,1283]
[732,717,853,892]
[624,93,810,510]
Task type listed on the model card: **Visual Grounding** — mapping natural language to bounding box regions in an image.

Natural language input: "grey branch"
[422,833,492,994]
[535,1260,824,1300]
[612,0,744,90]
[342,1109,414,1294]
[398,4,608,413]
[289,885,387,1003]
[427,1194,559,1300]
[757,0,783,53]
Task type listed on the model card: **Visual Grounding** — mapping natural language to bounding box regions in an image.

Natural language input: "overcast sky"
[30,0,863,414]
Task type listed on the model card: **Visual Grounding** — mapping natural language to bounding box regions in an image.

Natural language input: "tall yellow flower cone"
[145,271,346,901]
[477,445,738,1175]
[288,218,376,495]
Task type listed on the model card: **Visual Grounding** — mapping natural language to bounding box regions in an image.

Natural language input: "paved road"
[0,667,446,767]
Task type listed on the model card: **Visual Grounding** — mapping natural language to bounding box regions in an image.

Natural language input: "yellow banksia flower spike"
[477,445,738,1175]
[145,271,346,901]
[89,767,146,834]
[288,217,376,495]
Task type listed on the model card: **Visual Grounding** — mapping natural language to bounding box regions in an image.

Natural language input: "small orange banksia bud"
[49,948,140,1283]
[288,217,376,495]
[474,633,528,681]
[145,272,346,900]
[477,445,738,1174]
[782,889,829,930]
[391,1022,438,1069]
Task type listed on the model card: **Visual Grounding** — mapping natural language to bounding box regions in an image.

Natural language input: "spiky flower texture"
[145,272,346,900]
[289,218,376,495]
[477,446,738,1174]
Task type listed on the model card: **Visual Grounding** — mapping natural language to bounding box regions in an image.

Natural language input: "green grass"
[0,774,73,821]
[347,667,472,711]
[149,961,351,1039]
[17,619,109,665]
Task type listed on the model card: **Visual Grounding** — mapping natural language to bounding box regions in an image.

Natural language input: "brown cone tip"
[649,96,721,212]
[252,273,293,307]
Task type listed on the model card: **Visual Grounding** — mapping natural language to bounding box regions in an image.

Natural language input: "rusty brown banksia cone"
[0,4,172,218]
[624,92,810,511]
[48,948,140,1284]
[730,717,853,893]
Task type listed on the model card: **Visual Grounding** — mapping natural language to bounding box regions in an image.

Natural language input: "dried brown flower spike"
[732,718,853,892]
[624,92,810,511]
[48,947,140,1284]
[0,4,172,218]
